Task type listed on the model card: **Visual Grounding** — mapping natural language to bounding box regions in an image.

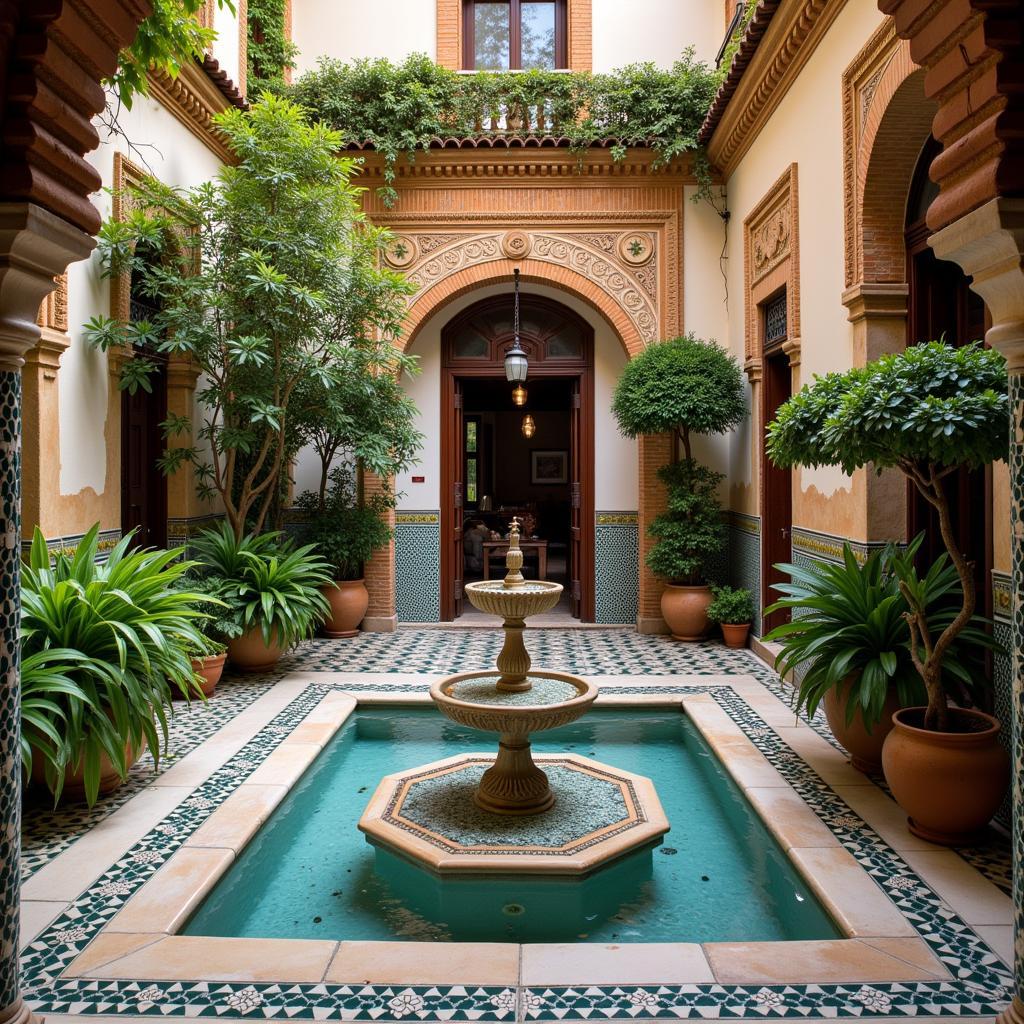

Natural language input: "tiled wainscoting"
[27,527,122,563]
[395,512,442,622]
[727,512,761,636]
[991,571,1012,829]
[594,512,639,624]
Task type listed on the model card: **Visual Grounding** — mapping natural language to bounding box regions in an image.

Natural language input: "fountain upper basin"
[463,579,563,618]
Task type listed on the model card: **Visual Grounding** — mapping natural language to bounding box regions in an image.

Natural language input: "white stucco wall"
[373,282,636,514]
[722,0,888,505]
[592,0,723,71]
[291,0,438,75]
[211,1,243,88]
[61,100,225,499]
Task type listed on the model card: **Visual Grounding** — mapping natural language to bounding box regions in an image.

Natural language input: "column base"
[362,614,398,633]
[0,996,42,1024]
[636,615,669,635]
[997,997,1024,1024]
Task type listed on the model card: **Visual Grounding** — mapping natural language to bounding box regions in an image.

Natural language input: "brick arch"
[858,53,934,284]
[400,258,644,358]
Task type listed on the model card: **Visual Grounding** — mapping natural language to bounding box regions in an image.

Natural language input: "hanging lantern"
[521,414,536,438]
[511,384,528,407]
[504,268,529,383]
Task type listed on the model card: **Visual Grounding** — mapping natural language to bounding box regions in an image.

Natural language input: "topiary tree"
[613,335,745,588]
[611,334,746,461]
[766,341,1008,730]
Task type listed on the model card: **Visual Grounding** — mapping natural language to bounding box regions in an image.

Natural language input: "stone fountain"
[360,520,668,876]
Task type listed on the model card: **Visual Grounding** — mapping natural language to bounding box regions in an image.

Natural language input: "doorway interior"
[440,294,595,622]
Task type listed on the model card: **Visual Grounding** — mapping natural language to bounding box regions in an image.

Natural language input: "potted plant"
[192,523,332,672]
[707,585,754,649]
[20,525,210,805]
[767,341,1009,841]
[612,334,745,639]
[295,466,393,637]
[177,575,238,696]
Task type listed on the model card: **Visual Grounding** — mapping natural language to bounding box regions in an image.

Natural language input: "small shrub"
[706,586,754,625]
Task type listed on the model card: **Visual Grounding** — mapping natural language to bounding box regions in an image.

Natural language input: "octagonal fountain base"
[358,752,669,876]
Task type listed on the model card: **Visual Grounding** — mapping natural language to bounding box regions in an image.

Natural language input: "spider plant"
[230,544,333,648]
[190,520,283,578]
[21,524,212,805]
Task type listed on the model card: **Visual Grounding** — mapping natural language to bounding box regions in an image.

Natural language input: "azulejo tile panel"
[595,513,639,624]
[727,513,761,637]
[395,512,441,623]
[16,631,1015,1020]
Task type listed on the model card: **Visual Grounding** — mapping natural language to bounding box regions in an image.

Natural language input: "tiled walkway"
[19,628,1014,1022]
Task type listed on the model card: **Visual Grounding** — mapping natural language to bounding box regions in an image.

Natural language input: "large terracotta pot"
[190,652,227,696]
[823,678,902,775]
[661,584,712,641]
[881,707,1010,846]
[720,622,750,649]
[228,626,284,673]
[31,739,145,802]
[322,579,369,638]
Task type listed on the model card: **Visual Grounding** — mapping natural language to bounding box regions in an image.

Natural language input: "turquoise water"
[185,709,840,943]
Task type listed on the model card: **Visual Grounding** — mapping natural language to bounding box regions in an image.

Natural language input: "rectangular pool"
[185,707,841,943]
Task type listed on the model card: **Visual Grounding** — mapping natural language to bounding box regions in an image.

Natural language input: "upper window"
[463,0,567,70]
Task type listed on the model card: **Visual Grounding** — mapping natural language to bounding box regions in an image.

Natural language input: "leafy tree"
[767,341,1008,730]
[111,0,234,109]
[611,334,746,460]
[247,0,299,94]
[86,95,415,539]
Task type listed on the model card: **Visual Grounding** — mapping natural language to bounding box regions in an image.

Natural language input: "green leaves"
[290,52,721,208]
[612,334,746,440]
[20,524,213,806]
[706,586,754,626]
[767,341,1008,476]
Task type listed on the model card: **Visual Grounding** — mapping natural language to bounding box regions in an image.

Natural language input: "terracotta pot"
[720,622,750,649]
[881,707,1010,846]
[190,652,227,696]
[31,738,146,802]
[228,626,284,673]
[661,584,712,641]
[823,679,901,774]
[321,579,369,638]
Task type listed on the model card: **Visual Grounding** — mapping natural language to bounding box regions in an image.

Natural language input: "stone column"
[930,198,1024,1024]
[0,203,94,1024]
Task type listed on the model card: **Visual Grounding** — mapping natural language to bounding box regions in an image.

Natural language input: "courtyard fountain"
[360,520,668,875]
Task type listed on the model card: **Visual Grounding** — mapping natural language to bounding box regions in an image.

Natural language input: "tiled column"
[931,198,1024,1024]
[0,203,94,1024]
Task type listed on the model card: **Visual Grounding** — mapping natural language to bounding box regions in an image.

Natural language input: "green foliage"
[294,467,393,581]
[716,0,757,80]
[191,523,332,647]
[20,525,211,805]
[764,539,998,733]
[767,342,1008,477]
[289,51,722,206]
[247,0,298,94]
[766,341,1008,729]
[87,96,416,539]
[110,0,232,109]
[646,461,725,585]
[706,585,754,625]
[611,334,745,459]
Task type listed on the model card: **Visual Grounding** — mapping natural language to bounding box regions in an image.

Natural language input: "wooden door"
[121,362,168,548]
[761,348,792,632]
[569,377,582,617]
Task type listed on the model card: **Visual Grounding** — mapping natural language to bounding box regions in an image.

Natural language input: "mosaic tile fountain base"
[18,628,1015,1020]
[360,754,666,873]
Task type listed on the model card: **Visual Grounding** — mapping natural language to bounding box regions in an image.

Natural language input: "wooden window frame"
[462,0,568,70]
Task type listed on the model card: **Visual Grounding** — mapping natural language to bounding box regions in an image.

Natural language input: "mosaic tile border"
[790,527,895,566]
[595,512,639,624]
[24,528,123,562]
[19,650,1013,1019]
[993,570,1011,623]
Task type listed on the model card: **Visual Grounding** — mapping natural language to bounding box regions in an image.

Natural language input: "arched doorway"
[440,293,595,621]
[904,138,993,623]
[121,245,168,548]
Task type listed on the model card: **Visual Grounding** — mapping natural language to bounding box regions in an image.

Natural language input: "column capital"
[929,198,1024,370]
[0,203,94,373]
[841,282,910,324]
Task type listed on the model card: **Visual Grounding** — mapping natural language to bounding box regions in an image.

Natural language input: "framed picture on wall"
[531,449,568,485]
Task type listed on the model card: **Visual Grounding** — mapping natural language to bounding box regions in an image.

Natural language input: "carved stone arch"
[401,257,646,358]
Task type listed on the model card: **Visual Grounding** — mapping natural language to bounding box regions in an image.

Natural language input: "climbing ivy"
[290,51,722,206]
[716,0,757,80]
[247,0,298,95]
